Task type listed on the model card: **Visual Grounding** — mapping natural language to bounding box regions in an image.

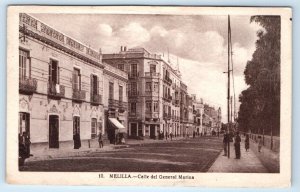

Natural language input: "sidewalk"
[27,136,188,162]
[208,138,269,173]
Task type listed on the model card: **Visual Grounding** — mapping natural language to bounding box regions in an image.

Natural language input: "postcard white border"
[6,6,292,187]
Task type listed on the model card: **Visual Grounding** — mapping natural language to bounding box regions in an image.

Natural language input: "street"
[20,137,223,172]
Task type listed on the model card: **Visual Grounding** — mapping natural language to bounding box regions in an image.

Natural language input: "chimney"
[120,46,123,52]
[124,46,127,51]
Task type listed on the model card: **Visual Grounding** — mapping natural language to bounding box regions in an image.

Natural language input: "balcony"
[118,101,128,110]
[145,111,159,119]
[128,72,139,79]
[19,77,37,95]
[72,89,86,102]
[163,95,172,102]
[163,113,171,120]
[108,99,119,109]
[48,83,65,99]
[91,94,102,105]
[163,76,172,85]
[128,91,139,97]
[145,72,160,78]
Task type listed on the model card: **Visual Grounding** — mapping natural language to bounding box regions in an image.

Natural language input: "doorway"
[150,125,156,139]
[131,123,137,137]
[49,115,59,148]
[73,116,81,149]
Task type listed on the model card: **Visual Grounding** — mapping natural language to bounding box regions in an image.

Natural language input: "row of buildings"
[18,13,221,154]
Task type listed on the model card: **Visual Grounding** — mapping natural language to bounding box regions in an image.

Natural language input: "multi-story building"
[192,97,204,135]
[103,63,128,144]
[18,13,105,154]
[180,82,189,137]
[103,47,182,139]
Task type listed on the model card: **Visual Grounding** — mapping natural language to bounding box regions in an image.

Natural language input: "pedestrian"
[193,131,196,139]
[234,132,241,159]
[223,132,228,156]
[170,132,173,141]
[257,135,263,152]
[165,132,168,140]
[245,134,250,152]
[98,133,103,148]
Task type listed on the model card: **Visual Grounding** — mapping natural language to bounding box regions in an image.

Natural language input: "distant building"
[180,82,189,136]
[103,47,183,139]
[18,13,105,153]
[103,63,128,144]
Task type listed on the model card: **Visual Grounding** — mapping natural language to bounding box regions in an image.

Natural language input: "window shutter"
[90,74,93,100]
[57,66,60,84]
[72,71,76,90]
[96,76,99,95]
[48,62,52,84]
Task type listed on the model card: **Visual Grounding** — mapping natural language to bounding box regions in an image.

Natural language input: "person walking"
[98,133,103,148]
[223,132,229,156]
[258,135,263,152]
[245,134,250,152]
[234,132,241,159]
[170,132,173,141]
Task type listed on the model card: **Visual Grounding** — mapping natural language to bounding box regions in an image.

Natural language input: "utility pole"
[230,96,233,124]
[227,15,231,158]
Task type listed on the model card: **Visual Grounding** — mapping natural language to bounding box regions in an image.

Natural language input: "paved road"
[20,137,223,172]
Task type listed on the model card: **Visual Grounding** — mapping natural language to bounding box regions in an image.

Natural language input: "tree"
[238,16,280,136]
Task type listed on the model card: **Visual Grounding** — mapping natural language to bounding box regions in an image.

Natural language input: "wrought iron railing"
[145,72,160,78]
[19,77,37,94]
[48,83,65,98]
[91,94,102,105]
[72,89,86,102]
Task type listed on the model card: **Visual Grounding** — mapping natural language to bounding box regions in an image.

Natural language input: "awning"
[108,118,125,129]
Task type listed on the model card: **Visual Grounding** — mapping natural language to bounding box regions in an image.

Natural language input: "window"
[119,85,123,102]
[19,49,30,79]
[109,82,114,99]
[145,82,152,92]
[91,118,97,139]
[130,102,136,114]
[73,68,81,90]
[153,101,158,112]
[131,64,137,77]
[49,59,60,85]
[146,101,152,113]
[153,82,159,92]
[150,64,156,73]
[118,64,124,71]
[130,82,137,95]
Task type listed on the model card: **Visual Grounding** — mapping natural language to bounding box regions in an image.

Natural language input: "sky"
[32,13,263,122]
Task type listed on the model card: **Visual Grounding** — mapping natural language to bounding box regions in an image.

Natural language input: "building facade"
[103,47,183,139]
[103,63,128,144]
[19,13,107,154]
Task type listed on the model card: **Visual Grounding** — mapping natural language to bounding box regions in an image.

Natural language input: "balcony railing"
[129,72,139,79]
[19,77,37,94]
[163,95,172,102]
[108,99,119,109]
[128,91,139,97]
[145,72,160,78]
[119,101,128,109]
[91,94,102,105]
[163,113,171,120]
[72,89,86,102]
[145,111,159,119]
[48,83,65,98]
[164,76,172,85]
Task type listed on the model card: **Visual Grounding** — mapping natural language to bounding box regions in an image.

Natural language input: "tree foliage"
[237,16,280,136]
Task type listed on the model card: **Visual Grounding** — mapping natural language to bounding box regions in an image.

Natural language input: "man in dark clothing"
[234,132,241,159]
[223,132,229,156]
